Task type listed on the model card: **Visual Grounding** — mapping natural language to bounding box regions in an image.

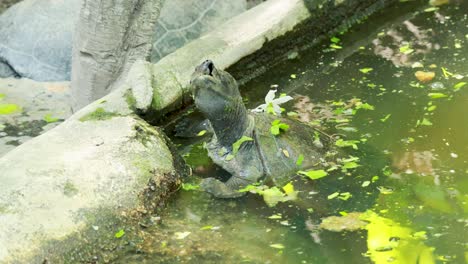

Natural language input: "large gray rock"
[0,0,246,82]
[0,0,80,81]
[0,81,188,262]
[0,78,72,157]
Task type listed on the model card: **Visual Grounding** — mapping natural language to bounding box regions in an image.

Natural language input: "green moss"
[63,181,79,197]
[79,107,120,122]
[125,90,137,110]
[44,114,60,123]
[133,159,154,186]
[133,120,159,147]
[0,204,9,214]
[0,103,21,115]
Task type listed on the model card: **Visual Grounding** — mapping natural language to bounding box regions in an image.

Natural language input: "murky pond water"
[120,2,468,263]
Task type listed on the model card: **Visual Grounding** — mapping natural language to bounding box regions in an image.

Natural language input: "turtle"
[190,60,337,198]
[0,0,247,81]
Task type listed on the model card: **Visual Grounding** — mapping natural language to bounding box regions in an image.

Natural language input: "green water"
[121,2,468,263]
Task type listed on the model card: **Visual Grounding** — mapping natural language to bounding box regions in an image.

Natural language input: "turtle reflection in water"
[190,60,338,198]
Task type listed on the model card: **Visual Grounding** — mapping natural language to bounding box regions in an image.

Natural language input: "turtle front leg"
[200,176,251,198]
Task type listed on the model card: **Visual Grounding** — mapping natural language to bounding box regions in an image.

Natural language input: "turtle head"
[190,60,240,108]
[190,60,249,147]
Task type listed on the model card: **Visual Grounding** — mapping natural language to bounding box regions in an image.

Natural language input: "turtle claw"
[200,178,246,199]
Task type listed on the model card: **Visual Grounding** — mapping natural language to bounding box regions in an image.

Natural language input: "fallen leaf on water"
[415,71,435,83]
[319,212,367,232]
[174,231,191,240]
[270,244,285,249]
[115,229,125,238]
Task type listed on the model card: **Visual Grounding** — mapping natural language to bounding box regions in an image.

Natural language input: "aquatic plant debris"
[428,93,448,99]
[114,229,125,238]
[298,169,328,180]
[174,231,191,240]
[238,183,297,207]
[399,44,414,55]
[225,136,254,161]
[359,68,373,74]
[270,244,285,249]
[335,139,359,149]
[270,119,289,135]
[181,183,199,191]
[453,82,466,91]
[296,154,304,166]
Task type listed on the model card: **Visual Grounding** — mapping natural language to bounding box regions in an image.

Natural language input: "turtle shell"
[251,112,333,186]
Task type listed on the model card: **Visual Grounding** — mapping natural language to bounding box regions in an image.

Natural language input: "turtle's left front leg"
[200,176,251,198]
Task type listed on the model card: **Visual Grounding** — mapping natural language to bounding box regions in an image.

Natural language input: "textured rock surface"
[0,83,187,262]
[0,78,72,157]
[0,0,80,81]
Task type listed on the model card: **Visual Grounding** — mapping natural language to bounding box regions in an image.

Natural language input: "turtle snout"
[201,60,215,76]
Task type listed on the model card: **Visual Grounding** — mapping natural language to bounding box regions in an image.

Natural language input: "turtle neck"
[196,91,250,149]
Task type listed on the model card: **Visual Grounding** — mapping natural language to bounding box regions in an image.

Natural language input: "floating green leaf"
[328,192,340,200]
[296,154,304,166]
[262,187,292,207]
[428,93,448,99]
[298,169,328,180]
[377,186,394,194]
[268,214,282,219]
[115,229,125,238]
[382,166,392,176]
[342,161,359,171]
[338,192,352,201]
[174,231,191,240]
[335,139,360,150]
[181,183,199,191]
[420,118,433,126]
[362,181,371,187]
[424,7,439,12]
[454,82,467,91]
[226,136,254,160]
[270,120,290,136]
[200,225,215,230]
[331,37,341,43]
[359,68,373,74]
[330,43,342,49]
[238,184,260,193]
[441,67,453,78]
[380,114,391,122]
[197,130,207,136]
[356,102,375,110]
[270,244,285,249]
[399,44,414,54]
[427,105,437,112]
[282,182,295,195]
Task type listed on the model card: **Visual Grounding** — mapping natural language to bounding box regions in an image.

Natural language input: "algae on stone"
[79,107,120,122]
